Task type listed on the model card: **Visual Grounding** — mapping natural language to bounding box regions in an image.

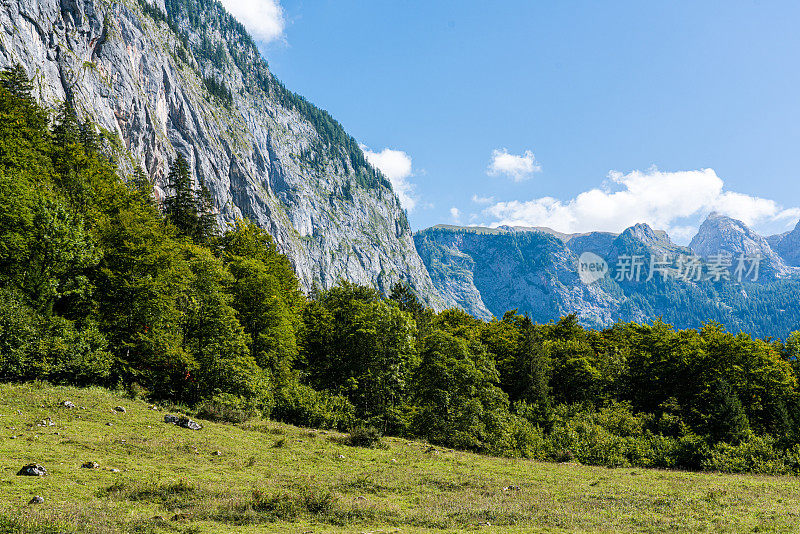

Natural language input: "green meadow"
[2,382,800,533]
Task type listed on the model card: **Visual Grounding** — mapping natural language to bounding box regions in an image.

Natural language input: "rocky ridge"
[416,214,800,338]
[771,220,800,267]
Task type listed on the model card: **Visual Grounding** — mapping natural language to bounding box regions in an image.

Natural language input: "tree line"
[2,66,800,474]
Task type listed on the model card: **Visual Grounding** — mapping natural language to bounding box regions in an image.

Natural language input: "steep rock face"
[772,221,800,267]
[0,0,442,305]
[689,213,788,278]
[414,226,622,327]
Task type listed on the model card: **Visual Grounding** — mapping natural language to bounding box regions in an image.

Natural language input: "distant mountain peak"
[772,219,800,267]
[690,213,788,276]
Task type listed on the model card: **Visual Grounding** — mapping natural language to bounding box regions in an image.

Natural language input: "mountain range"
[2,0,799,338]
[416,214,800,338]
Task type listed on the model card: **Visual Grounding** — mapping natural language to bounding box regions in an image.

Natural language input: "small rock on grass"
[163,414,202,430]
[81,461,99,469]
[178,417,202,430]
[114,406,126,413]
[17,464,47,476]
[28,496,44,505]
[62,401,75,409]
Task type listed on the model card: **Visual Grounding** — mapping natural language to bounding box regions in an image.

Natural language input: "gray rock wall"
[0,0,442,306]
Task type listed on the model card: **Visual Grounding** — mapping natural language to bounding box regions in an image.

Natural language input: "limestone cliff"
[0,0,442,305]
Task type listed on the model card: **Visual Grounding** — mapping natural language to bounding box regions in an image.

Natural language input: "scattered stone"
[177,416,202,430]
[62,401,76,409]
[28,495,44,505]
[109,468,121,473]
[105,422,114,426]
[212,450,222,456]
[81,461,99,469]
[9,435,16,439]
[114,406,126,413]
[503,485,521,492]
[337,454,345,459]
[17,464,47,476]
[390,458,398,463]
[163,414,202,429]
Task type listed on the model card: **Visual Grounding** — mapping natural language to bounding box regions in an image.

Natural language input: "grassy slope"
[2,383,800,533]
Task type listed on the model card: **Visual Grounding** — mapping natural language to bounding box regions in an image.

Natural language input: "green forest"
[2,66,800,476]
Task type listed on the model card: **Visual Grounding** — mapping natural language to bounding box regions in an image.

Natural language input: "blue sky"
[220,0,800,243]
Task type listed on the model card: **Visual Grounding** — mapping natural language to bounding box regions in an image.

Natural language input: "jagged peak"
[689,211,788,275]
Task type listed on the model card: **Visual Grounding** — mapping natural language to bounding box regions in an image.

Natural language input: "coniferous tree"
[163,154,218,243]
[0,64,33,102]
[131,167,154,205]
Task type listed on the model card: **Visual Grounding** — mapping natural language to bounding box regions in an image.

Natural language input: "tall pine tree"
[163,154,217,243]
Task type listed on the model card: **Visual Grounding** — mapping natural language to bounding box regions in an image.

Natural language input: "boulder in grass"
[114,406,126,413]
[177,417,202,430]
[163,414,202,430]
[17,464,47,476]
[81,461,99,469]
[28,496,44,505]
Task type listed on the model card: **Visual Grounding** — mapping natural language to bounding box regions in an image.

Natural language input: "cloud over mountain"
[484,167,800,243]
[219,0,285,43]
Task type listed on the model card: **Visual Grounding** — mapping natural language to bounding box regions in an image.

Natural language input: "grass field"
[2,382,800,533]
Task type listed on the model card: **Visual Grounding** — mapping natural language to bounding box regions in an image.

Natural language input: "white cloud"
[219,0,285,43]
[487,149,541,182]
[484,167,800,243]
[450,207,461,223]
[472,194,495,205]
[360,145,418,211]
